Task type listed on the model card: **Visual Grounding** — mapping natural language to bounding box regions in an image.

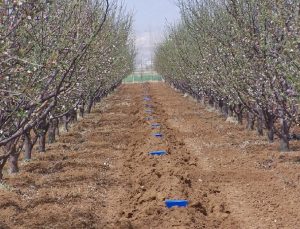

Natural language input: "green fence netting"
[123,73,163,83]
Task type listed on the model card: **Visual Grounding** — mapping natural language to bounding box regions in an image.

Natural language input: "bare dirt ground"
[1,83,300,229]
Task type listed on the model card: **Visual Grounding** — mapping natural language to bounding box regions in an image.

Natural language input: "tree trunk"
[9,154,19,173]
[201,96,205,105]
[39,134,46,153]
[24,131,33,160]
[197,94,202,103]
[257,109,264,136]
[71,109,77,122]
[266,115,275,143]
[236,104,243,125]
[0,156,9,180]
[228,105,234,117]
[55,119,60,136]
[237,112,243,125]
[268,128,275,143]
[214,101,219,111]
[38,118,49,153]
[63,115,69,132]
[48,119,56,144]
[247,111,255,130]
[79,102,85,118]
[9,145,19,173]
[222,101,229,117]
[207,95,214,107]
[218,99,223,113]
[280,118,290,152]
[87,98,93,114]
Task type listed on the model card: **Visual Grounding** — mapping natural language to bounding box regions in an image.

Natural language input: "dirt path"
[1,83,300,228]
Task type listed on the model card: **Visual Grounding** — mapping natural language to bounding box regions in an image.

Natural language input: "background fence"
[123,71,163,84]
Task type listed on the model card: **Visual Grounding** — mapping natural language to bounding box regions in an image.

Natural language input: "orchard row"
[155,0,300,151]
[0,0,135,179]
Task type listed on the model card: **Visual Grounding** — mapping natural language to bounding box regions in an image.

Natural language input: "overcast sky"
[124,0,180,68]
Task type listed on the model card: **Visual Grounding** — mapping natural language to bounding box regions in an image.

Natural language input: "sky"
[124,0,180,68]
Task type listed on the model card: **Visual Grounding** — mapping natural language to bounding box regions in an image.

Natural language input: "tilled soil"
[1,83,300,229]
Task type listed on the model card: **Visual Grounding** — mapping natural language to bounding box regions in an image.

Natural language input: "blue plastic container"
[154,133,163,138]
[145,117,154,121]
[165,200,189,208]
[144,97,151,101]
[151,123,160,128]
[149,150,167,156]
[145,110,153,113]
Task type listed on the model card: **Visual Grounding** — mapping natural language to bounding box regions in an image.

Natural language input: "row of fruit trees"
[0,0,135,179]
[155,0,300,152]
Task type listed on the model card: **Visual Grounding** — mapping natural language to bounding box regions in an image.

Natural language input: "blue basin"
[165,200,189,208]
[154,133,163,138]
[149,150,167,156]
[151,123,160,128]
[145,117,154,121]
